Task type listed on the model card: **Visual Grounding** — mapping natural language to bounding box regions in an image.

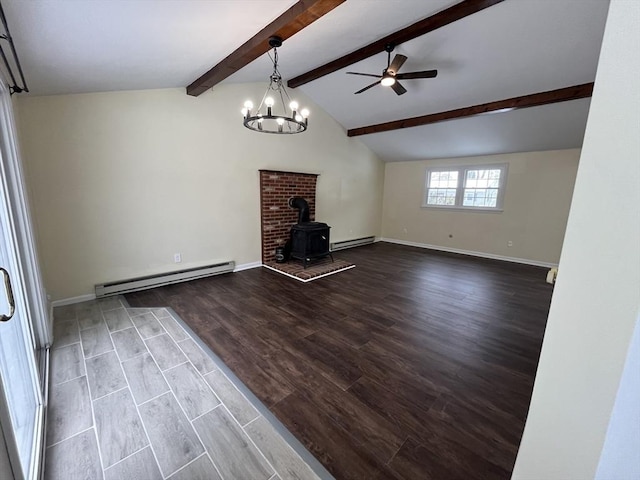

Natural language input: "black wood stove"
[288,197,333,268]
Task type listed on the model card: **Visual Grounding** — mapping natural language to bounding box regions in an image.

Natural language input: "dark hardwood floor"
[126,242,553,480]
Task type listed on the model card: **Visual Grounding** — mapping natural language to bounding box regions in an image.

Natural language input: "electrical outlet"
[507,241,513,247]
[174,253,182,263]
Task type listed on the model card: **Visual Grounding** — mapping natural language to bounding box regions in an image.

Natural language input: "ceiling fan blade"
[346,72,383,78]
[390,81,407,96]
[354,80,381,94]
[395,69,438,80]
[387,54,408,75]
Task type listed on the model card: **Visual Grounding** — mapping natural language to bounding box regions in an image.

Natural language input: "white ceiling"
[3,0,610,161]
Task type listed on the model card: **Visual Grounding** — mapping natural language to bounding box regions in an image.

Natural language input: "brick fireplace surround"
[259,170,318,264]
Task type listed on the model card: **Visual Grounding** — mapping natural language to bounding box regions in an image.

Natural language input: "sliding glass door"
[0,233,42,480]
[0,75,49,480]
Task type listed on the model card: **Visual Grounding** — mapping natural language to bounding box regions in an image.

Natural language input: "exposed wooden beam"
[187,0,345,97]
[287,0,503,89]
[347,83,594,137]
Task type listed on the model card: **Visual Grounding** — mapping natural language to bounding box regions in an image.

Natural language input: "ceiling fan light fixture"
[347,45,436,95]
[380,75,396,87]
[242,36,309,134]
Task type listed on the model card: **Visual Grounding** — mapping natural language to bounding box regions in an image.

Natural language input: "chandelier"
[242,36,309,134]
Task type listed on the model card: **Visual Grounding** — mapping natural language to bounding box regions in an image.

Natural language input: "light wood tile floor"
[45,297,329,480]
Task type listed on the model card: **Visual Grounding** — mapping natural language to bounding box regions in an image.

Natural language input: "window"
[424,164,507,211]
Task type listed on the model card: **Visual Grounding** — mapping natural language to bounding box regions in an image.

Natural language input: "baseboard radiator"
[95,261,235,298]
[330,236,375,251]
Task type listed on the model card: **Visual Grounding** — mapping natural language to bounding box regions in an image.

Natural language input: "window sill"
[421,205,504,213]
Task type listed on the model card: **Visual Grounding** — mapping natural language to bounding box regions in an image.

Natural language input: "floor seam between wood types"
[47,296,327,480]
[161,305,333,480]
[123,243,552,479]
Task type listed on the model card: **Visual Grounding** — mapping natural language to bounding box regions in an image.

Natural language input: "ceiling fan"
[347,44,438,95]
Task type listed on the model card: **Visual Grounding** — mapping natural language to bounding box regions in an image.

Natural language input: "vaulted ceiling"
[3,0,610,161]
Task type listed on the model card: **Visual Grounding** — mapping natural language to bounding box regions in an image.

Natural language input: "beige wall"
[16,85,384,300]
[513,1,640,478]
[381,149,580,265]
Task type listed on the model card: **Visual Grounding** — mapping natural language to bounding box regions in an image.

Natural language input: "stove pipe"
[289,197,310,224]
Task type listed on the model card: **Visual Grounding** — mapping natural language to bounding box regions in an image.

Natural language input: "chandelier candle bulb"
[241,36,309,134]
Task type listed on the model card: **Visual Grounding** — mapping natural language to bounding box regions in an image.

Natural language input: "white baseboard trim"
[379,238,558,268]
[51,263,260,307]
[51,293,97,307]
[234,261,262,272]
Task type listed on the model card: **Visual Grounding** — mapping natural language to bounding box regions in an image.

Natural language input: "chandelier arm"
[257,86,270,111]
[278,88,288,116]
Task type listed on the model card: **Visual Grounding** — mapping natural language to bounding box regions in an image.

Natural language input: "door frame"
[0,83,50,348]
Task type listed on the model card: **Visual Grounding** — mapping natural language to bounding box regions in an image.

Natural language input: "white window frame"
[422,163,508,212]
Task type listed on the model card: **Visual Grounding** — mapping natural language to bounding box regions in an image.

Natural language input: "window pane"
[447,171,458,188]
[474,190,487,206]
[430,171,457,189]
[429,172,440,188]
[466,169,501,189]
[477,171,489,188]
[445,189,456,205]
[427,187,456,206]
[463,188,500,207]
[462,188,475,206]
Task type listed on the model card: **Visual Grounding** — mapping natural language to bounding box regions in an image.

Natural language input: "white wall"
[16,85,384,300]
[381,149,580,265]
[512,1,640,478]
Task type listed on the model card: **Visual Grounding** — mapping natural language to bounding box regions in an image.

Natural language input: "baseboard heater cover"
[95,261,235,297]
[330,236,375,251]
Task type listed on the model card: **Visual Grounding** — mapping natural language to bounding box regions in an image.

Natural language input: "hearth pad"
[263,257,355,282]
